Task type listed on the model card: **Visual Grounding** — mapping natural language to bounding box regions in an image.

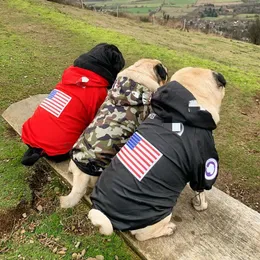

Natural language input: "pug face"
[132,58,168,86]
[170,67,226,124]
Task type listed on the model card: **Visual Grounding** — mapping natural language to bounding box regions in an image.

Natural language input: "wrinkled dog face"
[131,59,168,86]
[170,67,226,124]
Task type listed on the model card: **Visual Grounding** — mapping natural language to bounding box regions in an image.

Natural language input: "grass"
[0,0,140,258]
[236,13,260,20]
[0,0,259,257]
[0,161,139,259]
[196,0,242,3]
[87,0,197,6]
[0,122,32,210]
[122,7,154,14]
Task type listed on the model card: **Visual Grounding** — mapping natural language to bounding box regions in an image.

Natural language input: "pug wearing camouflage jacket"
[60,59,168,208]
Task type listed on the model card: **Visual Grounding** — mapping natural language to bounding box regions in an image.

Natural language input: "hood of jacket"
[151,81,217,130]
[73,43,125,86]
[108,76,152,106]
[61,66,109,88]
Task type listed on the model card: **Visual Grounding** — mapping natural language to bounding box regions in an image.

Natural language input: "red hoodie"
[22,66,109,156]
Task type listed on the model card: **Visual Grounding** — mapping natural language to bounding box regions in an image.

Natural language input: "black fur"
[74,43,125,86]
[154,63,168,82]
[213,72,226,87]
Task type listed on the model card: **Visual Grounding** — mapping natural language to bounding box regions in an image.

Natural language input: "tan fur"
[60,59,168,209]
[191,191,208,211]
[60,160,97,208]
[88,209,113,236]
[87,67,225,241]
[118,58,168,91]
[171,67,225,213]
[88,210,176,241]
[130,214,176,241]
[170,67,225,125]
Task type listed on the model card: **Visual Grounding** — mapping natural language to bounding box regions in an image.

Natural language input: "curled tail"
[88,209,113,235]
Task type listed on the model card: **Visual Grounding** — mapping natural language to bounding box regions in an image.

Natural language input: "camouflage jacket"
[71,76,153,176]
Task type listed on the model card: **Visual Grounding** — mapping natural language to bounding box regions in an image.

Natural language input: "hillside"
[1,0,259,206]
[0,0,259,257]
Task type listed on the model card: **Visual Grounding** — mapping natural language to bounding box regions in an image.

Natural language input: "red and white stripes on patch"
[40,89,71,118]
[117,132,162,181]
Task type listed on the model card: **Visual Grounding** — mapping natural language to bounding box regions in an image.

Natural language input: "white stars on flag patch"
[117,132,162,181]
[40,89,71,118]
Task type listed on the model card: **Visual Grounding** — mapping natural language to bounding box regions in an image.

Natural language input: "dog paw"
[191,197,208,211]
[164,222,177,236]
[60,196,74,208]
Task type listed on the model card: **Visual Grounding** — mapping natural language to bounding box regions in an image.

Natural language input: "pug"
[88,67,226,241]
[21,43,125,166]
[59,59,168,208]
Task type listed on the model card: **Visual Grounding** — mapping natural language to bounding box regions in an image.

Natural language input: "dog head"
[118,59,168,92]
[170,67,226,124]
[74,43,125,85]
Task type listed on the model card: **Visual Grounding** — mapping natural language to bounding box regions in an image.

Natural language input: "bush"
[139,16,150,22]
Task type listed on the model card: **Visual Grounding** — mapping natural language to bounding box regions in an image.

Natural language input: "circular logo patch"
[205,158,218,180]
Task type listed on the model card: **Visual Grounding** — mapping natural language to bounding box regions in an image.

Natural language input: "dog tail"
[88,209,113,235]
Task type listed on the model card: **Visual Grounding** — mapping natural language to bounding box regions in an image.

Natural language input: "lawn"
[0,0,259,258]
[0,0,141,258]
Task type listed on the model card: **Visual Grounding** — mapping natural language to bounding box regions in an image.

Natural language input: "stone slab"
[2,95,260,260]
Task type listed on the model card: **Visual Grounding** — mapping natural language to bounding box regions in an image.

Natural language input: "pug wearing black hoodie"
[87,67,226,241]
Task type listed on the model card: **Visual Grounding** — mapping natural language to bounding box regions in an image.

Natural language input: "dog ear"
[110,46,125,74]
[154,63,168,82]
[213,72,226,88]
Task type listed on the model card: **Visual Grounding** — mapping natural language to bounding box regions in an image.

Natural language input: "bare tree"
[248,17,260,45]
[79,0,84,9]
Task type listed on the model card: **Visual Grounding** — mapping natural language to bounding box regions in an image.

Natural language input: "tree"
[248,17,260,45]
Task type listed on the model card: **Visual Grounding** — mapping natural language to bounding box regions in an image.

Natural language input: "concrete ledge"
[2,95,260,260]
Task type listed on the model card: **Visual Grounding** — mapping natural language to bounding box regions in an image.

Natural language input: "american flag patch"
[117,132,162,181]
[40,89,71,118]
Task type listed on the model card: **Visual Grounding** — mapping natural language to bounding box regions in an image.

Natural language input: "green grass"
[236,13,260,20]
[122,7,154,14]
[0,0,259,257]
[0,121,32,210]
[202,15,233,20]
[0,0,140,258]
[1,163,138,259]
[196,0,242,3]
[168,0,196,5]
[2,0,260,191]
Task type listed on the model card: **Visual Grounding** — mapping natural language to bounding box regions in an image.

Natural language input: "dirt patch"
[28,164,51,207]
[0,200,30,238]
[63,209,95,236]
[28,164,94,236]
[27,163,59,214]
[0,164,55,239]
[3,124,19,139]
[216,170,260,212]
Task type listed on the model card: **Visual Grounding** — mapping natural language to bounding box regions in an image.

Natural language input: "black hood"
[151,81,217,130]
[73,43,125,86]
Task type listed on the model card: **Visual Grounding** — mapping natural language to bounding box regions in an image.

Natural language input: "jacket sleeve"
[137,104,152,123]
[189,132,219,191]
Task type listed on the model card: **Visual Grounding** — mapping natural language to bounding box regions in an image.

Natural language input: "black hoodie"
[91,81,219,231]
[74,43,125,86]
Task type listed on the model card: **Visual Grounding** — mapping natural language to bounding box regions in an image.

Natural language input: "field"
[196,0,243,5]
[0,0,259,258]
[86,0,260,17]
[86,0,198,16]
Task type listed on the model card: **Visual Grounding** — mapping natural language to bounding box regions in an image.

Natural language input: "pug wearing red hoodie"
[21,43,125,166]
